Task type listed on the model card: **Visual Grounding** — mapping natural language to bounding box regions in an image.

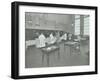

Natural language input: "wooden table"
[64,41,80,56]
[41,46,60,66]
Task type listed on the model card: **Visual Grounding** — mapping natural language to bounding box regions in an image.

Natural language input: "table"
[41,45,60,66]
[25,40,35,49]
[64,41,80,56]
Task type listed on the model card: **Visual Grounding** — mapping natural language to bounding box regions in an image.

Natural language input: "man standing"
[35,32,46,48]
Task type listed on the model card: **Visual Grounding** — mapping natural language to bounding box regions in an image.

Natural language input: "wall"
[25,13,74,40]
[0,0,99,81]
[25,12,74,33]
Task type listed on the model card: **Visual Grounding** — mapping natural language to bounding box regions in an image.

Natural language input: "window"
[75,15,80,35]
[74,15,89,36]
[84,15,89,35]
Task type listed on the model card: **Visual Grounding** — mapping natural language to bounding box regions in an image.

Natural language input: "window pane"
[84,16,89,35]
[75,15,80,35]
[75,15,80,19]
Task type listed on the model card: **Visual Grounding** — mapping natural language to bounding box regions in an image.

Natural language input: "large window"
[74,15,89,36]
[74,15,80,35]
[84,15,89,35]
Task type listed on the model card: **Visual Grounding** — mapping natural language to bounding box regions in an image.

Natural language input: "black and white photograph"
[11,1,97,79]
[25,12,90,68]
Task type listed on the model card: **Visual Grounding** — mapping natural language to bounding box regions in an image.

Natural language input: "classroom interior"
[25,12,89,68]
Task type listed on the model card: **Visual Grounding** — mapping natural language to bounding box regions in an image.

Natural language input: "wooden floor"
[25,41,89,68]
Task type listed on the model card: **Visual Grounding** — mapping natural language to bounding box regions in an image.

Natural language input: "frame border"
[11,1,98,79]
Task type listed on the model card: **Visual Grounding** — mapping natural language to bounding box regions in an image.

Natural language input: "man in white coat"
[49,33,56,44]
[35,33,46,48]
[61,33,67,41]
